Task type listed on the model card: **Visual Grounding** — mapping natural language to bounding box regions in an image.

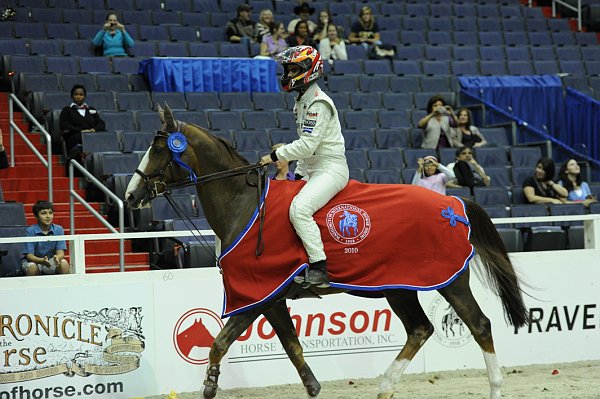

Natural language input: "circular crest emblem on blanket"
[427,295,473,348]
[326,203,371,245]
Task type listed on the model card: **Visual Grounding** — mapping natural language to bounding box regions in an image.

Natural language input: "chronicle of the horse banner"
[218,180,474,317]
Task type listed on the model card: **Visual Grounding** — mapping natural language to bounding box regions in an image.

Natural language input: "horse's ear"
[163,103,177,130]
[158,104,165,124]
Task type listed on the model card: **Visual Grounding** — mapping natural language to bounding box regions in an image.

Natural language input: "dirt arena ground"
[145,360,600,399]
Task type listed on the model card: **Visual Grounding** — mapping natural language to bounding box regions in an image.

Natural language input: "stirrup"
[294,269,330,289]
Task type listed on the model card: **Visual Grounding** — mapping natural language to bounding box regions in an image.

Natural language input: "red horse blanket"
[218,180,474,317]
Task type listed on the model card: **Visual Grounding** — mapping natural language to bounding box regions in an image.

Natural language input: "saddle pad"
[218,180,474,317]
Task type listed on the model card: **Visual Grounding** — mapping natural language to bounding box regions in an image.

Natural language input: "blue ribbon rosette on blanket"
[167,132,197,183]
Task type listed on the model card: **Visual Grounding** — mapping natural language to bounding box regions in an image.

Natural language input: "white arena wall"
[0,248,599,398]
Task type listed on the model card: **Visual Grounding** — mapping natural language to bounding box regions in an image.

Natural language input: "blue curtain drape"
[459,75,565,140]
[565,88,600,161]
[138,58,280,93]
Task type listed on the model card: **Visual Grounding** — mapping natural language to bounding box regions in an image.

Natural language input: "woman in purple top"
[260,21,288,58]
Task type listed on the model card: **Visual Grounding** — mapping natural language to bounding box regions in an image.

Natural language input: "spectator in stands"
[523,157,568,204]
[256,8,274,43]
[451,108,488,148]
[259,21,288,58]
[270,143,295,180]
[419,95,459,150]
[260,46,348,288]
[286,20,317,48]
[59,84,106,160]
[22,200,70,276]
[226,4,257,49]
[318,24,347,64]
[313,10,342,44]
[92,12,134,57]
[348,6,381,53]
[0,129,8,170]
[558,158,598,206]
[287,3,317,35]
[447,146,491,189]
[412,155,454,195]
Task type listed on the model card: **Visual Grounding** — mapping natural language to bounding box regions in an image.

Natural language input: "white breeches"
[290,166,349,263]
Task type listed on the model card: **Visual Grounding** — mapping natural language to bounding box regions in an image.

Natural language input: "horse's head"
[126,104,200,209]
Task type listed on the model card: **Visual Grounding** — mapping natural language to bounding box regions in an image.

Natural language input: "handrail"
[68,160,125,272]
[460,89,600,170]
[8,94,53,202]
[552,0,582,31]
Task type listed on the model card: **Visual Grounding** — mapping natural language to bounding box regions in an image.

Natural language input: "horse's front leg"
[203,308,262,399]
[263,300,321,397]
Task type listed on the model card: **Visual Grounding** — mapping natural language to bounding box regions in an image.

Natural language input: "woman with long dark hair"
[557,158,597,206]
[523,157,568,204]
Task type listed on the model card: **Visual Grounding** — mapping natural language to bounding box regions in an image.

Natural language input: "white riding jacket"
[275,83,347,177]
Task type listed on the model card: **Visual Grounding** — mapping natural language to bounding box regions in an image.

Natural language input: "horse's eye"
[152,145,163,154]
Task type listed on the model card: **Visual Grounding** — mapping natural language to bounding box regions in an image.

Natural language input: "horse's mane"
[188,123,249,165]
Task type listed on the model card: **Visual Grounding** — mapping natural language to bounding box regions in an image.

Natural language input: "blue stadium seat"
[548,204,585,227]
[345,45,368,60]
[510,204,549,229]
[151,92,187,111]
[451,16,478,31]
[396,46,424,61]
[552,31,576,46]
[560,60,586,75]
[136,0,163,11]
[151,11,182,25]
[425,46,452,61]
[374,128,411,149]
[169,26,199,42]
[129,41,158,57]
[428,17,452,32]
[365,169,402,184]
[363,60,394,75]
[427,31,453,46]
[452,61,479,76]
[343,110,377,129]
[403,16,427,31]
[349,169,366,182]
[61,39,95,57]
[188,42,219,57]
[504,32,529,46]
[219,43,249,58]
[389,76,420,93]
[479,31,504,47]
[186,92,220,111]
[158,42,189,57]
[381,93,413,111]
[85,92,116,110]
[122,10,150,25]
[107,0,136,10]
[63,9,93,24]
[252,92,286,111]
[510,147,542,168]
[328,92,350,109]
[345,149,369,170]
[473,186,510,206]
[400,31,426,45]
[350,93,382,110]
[172,111,208,128]
[101,111,137,131]
[233,130,271,151]
[505,47,531,61]
[358,76,389,93]
[477,18,502,32]
[199,27,227,42]
[136,110,162,132]
[420,76,451,92]
[343,129,375,149]
[483,205,510,219]
[20,73,61,93]
[507,60,535,75]
[480,60,507,75]
[28,39,62,56]
[96,74,129,92]
[509,169,531,193]
[121,131,155,152]
[117,92,152,111]
[101,153,142,176]
[238,150,259,162]
[477,4,499,18]
[61,73,96,92]
[276,110,296,129]
[0,39,29,55]
[0,202,26,226]
[7,55,45,74]
[367,148,405,169]
[528,32,553,46]
[501,18,525,32]
[485,167,512,188]
[534,60,560,74]
[270,130,297,146]
[333,60,363,75]
[82,131,121,153]
[480,46,505,61]
[112,57,142,74]
[220,92,253,110]
[327,75,359,92]
[378,110,411,128]
[78,56,112,73]
[393,61,422,75]
[453,31,478,46]
[243,110,278,129]
[208,110,243,130]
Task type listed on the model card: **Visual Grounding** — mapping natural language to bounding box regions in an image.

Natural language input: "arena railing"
[0,215,598,274]
[7,93,53,202]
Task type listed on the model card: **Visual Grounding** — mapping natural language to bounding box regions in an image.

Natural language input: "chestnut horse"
[125,106,528,399]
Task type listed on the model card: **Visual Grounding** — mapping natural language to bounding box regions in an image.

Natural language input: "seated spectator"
[22,200,70,276]
[286,20,316,48]
[92,12,134,57]
[450,108,488,148]
[318,24,347,64]
[418,95,459,150]
[256,8,274,43]
[259,21,287,58]
[270,143,295,181]
[411,155,454,195]
[0,129,8,170]
[226,4,257,48]
[447,146,491,189]
[59,84,106,160]
[287,3,317,35]
[523,157,568,204]
[348,6,382,55]
[313,10,343,44]
[558,158,598,207]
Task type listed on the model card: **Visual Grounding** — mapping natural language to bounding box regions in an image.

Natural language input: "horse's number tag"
[167,132,187,154]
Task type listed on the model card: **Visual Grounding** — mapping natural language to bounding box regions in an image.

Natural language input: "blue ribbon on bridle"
[441,206,470,227]
[167,132,197,183]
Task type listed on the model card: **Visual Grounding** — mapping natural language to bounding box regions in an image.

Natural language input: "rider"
[260,46,349,288]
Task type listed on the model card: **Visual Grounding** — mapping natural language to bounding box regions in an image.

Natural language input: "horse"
[125,105,528,399]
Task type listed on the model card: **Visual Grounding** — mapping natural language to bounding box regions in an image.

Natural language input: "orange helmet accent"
[275,46,324,92]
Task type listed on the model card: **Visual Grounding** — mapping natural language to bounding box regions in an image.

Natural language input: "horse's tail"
[464,198,528,329]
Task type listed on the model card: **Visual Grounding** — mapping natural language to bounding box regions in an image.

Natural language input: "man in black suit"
[59,84,106,159]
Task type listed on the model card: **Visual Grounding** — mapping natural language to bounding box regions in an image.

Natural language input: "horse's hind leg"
[263,300,321,397]
[439,271,502,399]
[378,289,434,399]
[203,308,262,399]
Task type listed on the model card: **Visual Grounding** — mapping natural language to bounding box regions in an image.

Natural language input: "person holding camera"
[412,155,455,195]
[418,95,459,149]
[92,12,134,57]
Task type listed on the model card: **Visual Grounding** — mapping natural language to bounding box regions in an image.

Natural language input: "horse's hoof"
[306,382,321,397]
[202,386,217,399]
[298,363,321,397]
[377,392,394,399]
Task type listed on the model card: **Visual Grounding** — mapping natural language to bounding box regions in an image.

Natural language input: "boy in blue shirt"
[22,201,70,276]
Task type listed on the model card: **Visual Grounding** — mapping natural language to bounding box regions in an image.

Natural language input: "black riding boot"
[294,260,330,288]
